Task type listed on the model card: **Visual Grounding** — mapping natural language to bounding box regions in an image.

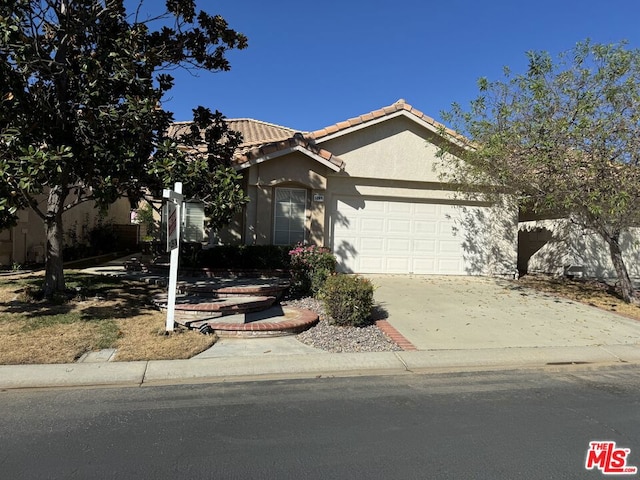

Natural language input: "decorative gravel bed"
[284,297,402,353]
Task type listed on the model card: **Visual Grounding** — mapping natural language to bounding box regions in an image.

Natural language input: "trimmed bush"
[289,244,336,297]
[319,274,374,327]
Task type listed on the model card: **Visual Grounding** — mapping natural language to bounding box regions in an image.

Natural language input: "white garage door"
[332,198,489,274]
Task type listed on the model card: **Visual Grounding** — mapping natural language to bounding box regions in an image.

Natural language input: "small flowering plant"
[288,243,336,297]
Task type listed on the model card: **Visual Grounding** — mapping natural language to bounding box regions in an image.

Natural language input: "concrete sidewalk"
[2,344,640,390]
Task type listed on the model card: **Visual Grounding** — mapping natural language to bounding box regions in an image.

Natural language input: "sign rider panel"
[167,202,178,251]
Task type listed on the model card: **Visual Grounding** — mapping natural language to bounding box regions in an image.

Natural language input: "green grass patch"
[94,320,121,349]
[19,312,85,331]
[0,271,127,298]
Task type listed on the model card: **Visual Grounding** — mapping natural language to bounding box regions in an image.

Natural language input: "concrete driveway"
[367,275,640,351]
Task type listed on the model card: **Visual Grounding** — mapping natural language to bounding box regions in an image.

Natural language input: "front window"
[274,188,306,245]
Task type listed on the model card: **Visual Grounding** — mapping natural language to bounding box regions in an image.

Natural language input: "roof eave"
[235,145,343,172]
[311,108,471,150]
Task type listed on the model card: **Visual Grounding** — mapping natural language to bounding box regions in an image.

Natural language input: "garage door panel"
[412,258,437,274]
[359,256,385,271]
[438,240,462,254]
[333,197,489,274]
[364,201,386,213]
[437,258,464,274]
[414,203,438,216]
[387,238,411,253]
[388,219,411,234]
[361,218,385,233]
[385,257,411,273]
[388,202,412,215]
[361,237,384,250]
[437,221,457,236]
[413,239,436,255]
[414,220,437,235]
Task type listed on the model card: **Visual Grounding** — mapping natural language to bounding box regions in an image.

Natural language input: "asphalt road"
[1,366,639,479]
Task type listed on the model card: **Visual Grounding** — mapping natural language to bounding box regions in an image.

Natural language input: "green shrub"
[134,202,160,241]
[88,221,118,254]
[289,244,336,297]
[319,274,374,327]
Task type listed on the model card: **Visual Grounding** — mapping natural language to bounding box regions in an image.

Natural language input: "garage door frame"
[330,195,492,275]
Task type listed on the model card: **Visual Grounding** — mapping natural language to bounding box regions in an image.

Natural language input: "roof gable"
[235,133,344,172]
[309,99,462,144]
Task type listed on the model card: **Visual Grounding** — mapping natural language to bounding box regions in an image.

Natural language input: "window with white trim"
[274,188,306,245]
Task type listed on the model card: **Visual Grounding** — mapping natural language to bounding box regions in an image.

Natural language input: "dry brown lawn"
[516,275,640,321]
[0,271,215,365]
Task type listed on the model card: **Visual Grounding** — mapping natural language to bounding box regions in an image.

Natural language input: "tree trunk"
[43,186,66,297]
[607,231,638,305]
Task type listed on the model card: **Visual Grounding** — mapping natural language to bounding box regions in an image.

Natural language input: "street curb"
[395,345,638,370]
[143,352,405,385]
[0,362,147,390]
[1,345,640,390]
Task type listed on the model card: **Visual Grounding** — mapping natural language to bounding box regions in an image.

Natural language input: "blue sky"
[147,0,640,132]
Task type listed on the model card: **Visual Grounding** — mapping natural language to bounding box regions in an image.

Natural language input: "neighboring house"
[0,195,133,267]
[518,217,640,278]
[206,99,519,276]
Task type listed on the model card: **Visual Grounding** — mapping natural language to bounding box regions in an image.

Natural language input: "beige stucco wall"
[520,219,640,278]
[0,194,132,266]
[485,199,519,276]
[318,115,446,183]
[446,199,518,276]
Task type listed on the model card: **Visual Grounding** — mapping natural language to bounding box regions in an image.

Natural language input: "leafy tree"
[134,201,158,242]
[439,40,640,304]
[0,0,248,296]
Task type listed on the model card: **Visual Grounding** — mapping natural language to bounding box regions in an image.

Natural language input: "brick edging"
[375,320,418,351]
[209,308,318,332]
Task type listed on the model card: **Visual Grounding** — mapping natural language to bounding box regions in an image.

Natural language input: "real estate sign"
[162,183,184,332]
[166,201,178,252]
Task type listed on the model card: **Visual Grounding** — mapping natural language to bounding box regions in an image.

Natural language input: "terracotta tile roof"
[167,118,299,150]
[308,98,465,143]
[235,133,344,170]
[168,118,343,170]
[226,118,300,148]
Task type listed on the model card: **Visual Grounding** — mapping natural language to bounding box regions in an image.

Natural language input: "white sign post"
[162,182,183,332]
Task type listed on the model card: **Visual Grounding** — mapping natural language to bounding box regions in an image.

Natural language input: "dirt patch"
[516,275,640,321]
[114,309,216,362]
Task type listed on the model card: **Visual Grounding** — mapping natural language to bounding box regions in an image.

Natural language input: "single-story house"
[206,99,519,276]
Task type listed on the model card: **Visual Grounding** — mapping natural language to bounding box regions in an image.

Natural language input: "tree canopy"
[439,40,640,303]
[0,0,248,295]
